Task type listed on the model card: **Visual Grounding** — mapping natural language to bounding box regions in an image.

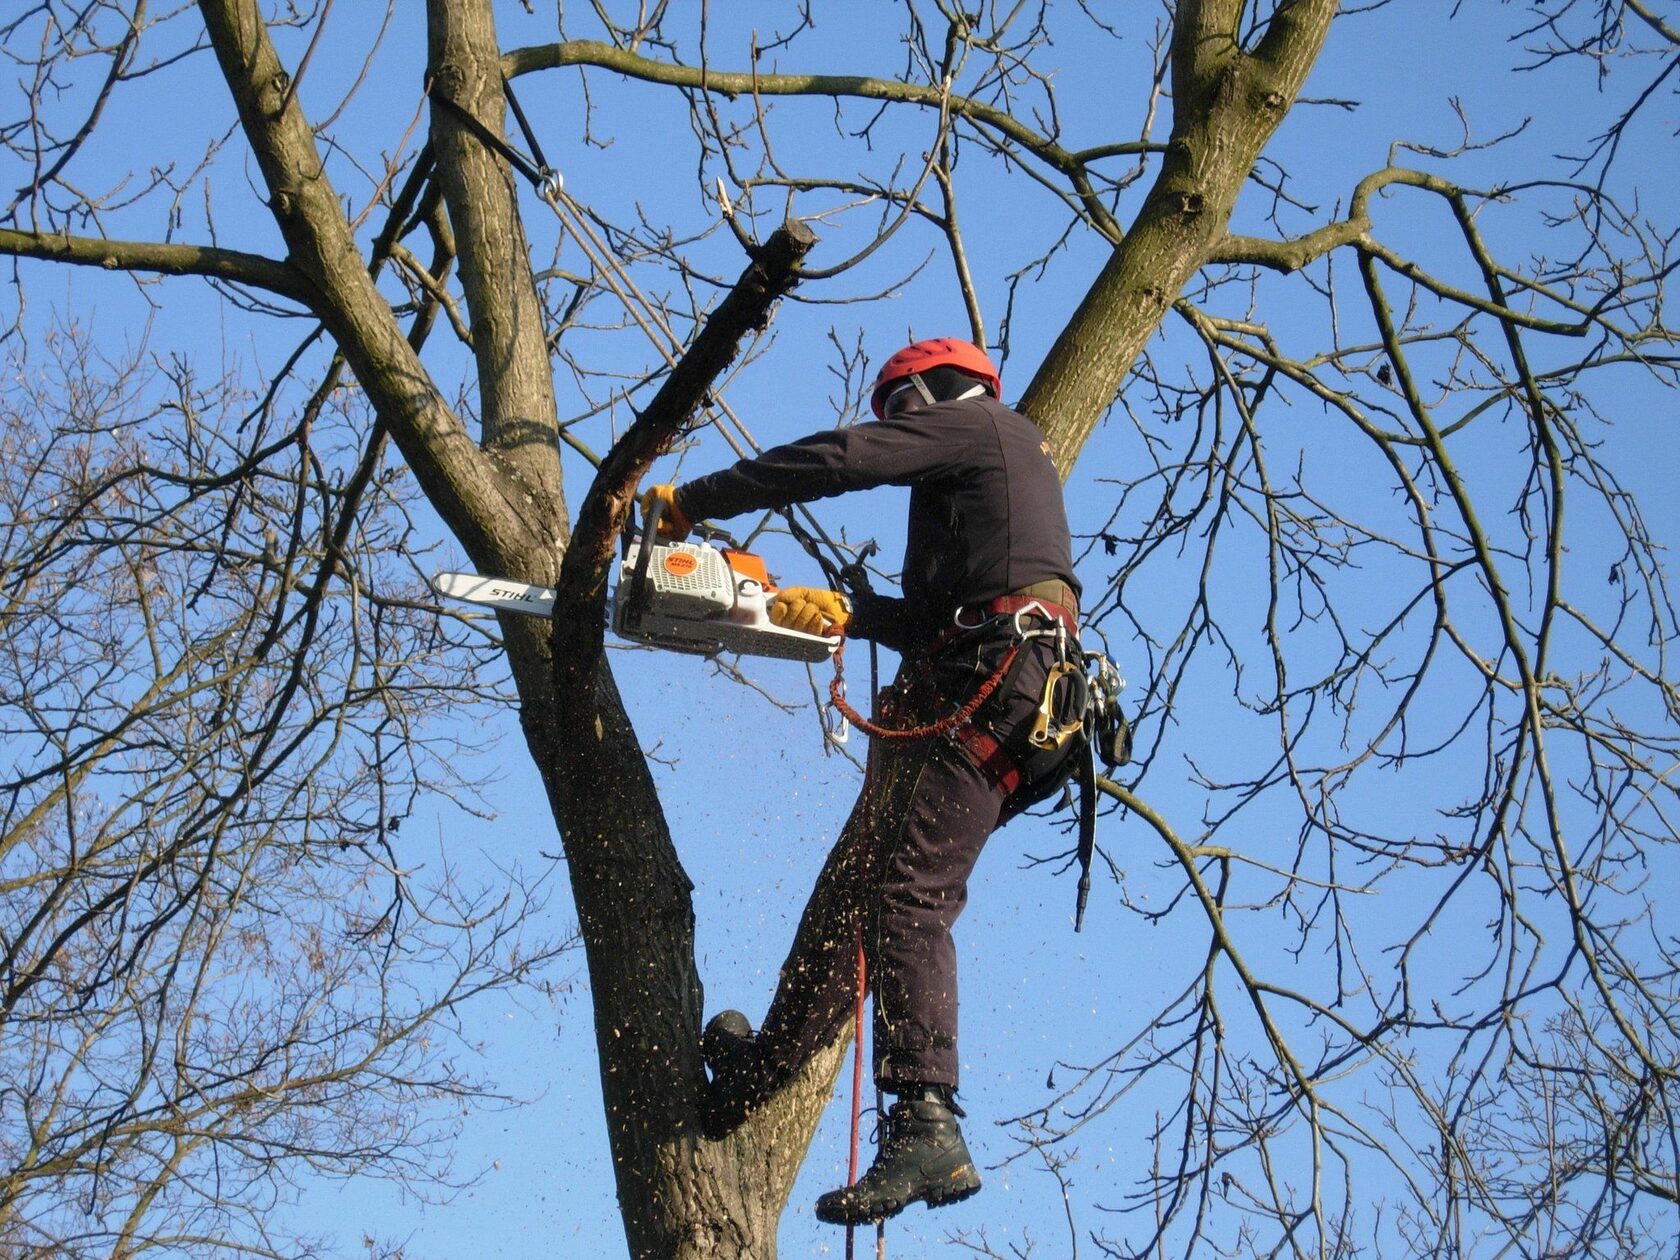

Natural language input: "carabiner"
[823,677,850,748]
[1027,659,1088,752]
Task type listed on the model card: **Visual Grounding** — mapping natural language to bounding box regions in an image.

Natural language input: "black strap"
[501,77,547,171]
[1075,729,1097,932]
[428,74,553,192]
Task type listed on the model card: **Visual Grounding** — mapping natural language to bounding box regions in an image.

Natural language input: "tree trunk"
[538,218,834,1259]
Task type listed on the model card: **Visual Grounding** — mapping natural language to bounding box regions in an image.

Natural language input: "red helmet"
[869,338,1001,419]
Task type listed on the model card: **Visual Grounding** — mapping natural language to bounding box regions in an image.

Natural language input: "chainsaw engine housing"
[611,537,837,662]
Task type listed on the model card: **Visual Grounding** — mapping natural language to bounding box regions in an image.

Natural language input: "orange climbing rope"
[846,926,867,1260]
[827,635,1021,743]
[831,628,1019,1257]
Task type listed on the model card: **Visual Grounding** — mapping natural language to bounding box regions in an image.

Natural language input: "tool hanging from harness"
[826,586,1130,932]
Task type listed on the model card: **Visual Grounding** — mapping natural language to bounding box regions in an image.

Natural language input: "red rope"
[830,626,1016,1257]
[846,924,867,1259]
[828,634,1020,742]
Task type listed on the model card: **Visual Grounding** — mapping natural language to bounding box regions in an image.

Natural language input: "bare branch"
[0,226,313,303]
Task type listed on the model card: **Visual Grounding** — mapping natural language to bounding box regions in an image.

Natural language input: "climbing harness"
[827,592,1128,930]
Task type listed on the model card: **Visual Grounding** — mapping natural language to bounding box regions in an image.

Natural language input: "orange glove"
[771,587,850,637]
[639,484,692,540]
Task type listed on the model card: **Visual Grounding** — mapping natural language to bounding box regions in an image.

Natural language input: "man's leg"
[704,729,937,1123]
[869,736,1007,1091]
[740,727,1003,1092]
[813,735,1004,1225]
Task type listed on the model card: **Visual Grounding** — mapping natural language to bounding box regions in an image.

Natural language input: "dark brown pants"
[755,629,1066,1091]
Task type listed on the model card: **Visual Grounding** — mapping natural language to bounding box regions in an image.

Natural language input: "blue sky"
[5,1,1677,1256]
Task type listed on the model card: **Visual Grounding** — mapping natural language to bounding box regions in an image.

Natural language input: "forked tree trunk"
[532,217,831,1257]
[196,0,1337,1254]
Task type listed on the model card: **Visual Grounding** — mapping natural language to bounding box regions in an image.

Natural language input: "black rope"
[431,73,866,599]
[427,74,553,192]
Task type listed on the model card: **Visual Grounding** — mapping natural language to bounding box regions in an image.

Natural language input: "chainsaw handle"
[625,496,665,627]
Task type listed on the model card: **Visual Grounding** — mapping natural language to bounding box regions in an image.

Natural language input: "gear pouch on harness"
[999,641,1092,812]
[933,627,1128,814]
[925,625,1077,809]
[905,612,1129,932]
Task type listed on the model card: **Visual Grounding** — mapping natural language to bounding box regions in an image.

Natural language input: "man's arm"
[674,407,970,525]
[674,407,977,651]
[847,587,914,653]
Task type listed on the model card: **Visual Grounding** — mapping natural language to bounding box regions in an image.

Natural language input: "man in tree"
[643,337,1083,1225]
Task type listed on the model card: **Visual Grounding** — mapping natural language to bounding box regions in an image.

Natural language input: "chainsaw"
[431,499,839,664]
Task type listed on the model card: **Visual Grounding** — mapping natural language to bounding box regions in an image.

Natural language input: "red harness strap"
[949,722,1022,796]
[972,593,1079,638]
[940,595,1078,798]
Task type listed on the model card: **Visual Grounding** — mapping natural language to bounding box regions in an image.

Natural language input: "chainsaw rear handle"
[834,539,880,603]
[622,492,662,557]
[621,497,641,558]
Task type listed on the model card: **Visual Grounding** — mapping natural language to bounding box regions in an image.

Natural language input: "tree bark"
[1020,0,1337,476]
[427,0,566,563]
[422,6,840,1254]
[542,220,827,1260]
[0,226,313,301]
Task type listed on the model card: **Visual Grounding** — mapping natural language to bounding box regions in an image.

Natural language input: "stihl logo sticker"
[663,552,699,577]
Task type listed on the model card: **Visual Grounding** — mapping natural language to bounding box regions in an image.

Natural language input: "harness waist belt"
[974,590,1079,640]
[1008,579,1080,616]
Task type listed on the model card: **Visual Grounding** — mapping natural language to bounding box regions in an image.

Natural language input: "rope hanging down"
[828,636,1021,743]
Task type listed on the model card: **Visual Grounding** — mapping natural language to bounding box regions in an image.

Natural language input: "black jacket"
[675,396,1080,652]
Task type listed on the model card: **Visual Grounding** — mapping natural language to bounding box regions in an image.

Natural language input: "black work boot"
[701,1010,763,1137]
[813,1085,982,1225]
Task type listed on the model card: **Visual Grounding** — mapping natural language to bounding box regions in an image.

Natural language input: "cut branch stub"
[553,218,819,664]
